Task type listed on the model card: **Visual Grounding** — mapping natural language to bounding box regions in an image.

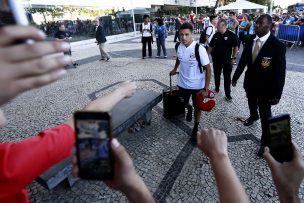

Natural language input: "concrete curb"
[71,31,141,48]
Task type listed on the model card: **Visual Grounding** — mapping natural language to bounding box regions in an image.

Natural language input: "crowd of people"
[0,5,304,203]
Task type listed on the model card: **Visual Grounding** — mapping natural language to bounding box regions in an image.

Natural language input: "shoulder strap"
[195,43,204,73]
[209,26,213,35]
[175,42,181,52]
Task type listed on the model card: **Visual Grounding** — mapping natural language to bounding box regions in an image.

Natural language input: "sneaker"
[106,57,110,61]
[164,56,167,58]
[99,58,105,61]
[155,56,160,58]
[142,56,146,59]
[225,96,232,101]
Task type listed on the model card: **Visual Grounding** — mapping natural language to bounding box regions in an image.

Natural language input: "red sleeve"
[0,124,75,198]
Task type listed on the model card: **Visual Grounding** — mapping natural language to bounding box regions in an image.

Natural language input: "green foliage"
[25,6,116,23]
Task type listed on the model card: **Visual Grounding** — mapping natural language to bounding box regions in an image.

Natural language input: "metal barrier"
[300,25,304,43]
[277,24,301,48]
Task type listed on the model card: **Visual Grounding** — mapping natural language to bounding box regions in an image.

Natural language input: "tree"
[25,7,54,24]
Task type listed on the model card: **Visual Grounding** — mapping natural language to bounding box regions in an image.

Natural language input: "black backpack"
[199,26,213,44]
[175,42,205,73]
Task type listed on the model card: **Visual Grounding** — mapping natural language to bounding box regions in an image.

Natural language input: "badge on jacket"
[261,57,271,68]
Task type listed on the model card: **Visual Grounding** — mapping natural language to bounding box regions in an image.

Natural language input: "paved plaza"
[0,34,304,202]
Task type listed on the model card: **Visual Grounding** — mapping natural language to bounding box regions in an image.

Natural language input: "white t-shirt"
[206,24,215,45]
[177,41,210,90]
[142,23,152,37]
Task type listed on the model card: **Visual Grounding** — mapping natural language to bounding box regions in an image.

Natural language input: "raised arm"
[197,128,250,203]
[65,81,137,128]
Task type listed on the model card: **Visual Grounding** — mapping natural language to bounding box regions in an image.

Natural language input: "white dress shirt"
[252,31,271,54]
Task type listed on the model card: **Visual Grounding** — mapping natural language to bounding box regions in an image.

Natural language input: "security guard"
[232,14,286,157]
[208,19,238,101]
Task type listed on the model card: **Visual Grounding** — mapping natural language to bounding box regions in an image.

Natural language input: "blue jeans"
[156,38,167,56]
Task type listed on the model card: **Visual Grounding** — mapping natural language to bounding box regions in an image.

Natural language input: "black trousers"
[247,92,272,146]
[213,59,233,97]
[142,37,152,57]
[174,30,180,42]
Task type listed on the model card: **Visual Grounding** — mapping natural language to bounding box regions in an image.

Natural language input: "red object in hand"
[207,89,215,99]
[195,92,216,112]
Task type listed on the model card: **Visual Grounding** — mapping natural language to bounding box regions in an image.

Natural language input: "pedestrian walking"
[208,19,238,101]
[232,14,286,157]
[55,24,78,67]
[140,15,153,59]
[170,23,212,144]
[95,18,110,61]
[154,18,167,58]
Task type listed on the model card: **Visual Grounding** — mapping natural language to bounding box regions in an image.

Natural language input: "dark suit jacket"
[96,25,106,43]
[232,34,286,100]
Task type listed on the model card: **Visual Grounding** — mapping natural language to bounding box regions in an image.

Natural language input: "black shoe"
[149,56,152,58]
[186,105,193,122]
[191,126,198,145]
[73,63,78,67]
[99,58,105,61]
[257,146,265,157]
[106,57,110,61]
[244,117,259,126]
[215,88,219,93]
[142,56,146,59]
[225,96,232,101]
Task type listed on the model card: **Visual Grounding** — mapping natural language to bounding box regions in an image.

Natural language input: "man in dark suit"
[95,18,110,61]
[232,14,286,157]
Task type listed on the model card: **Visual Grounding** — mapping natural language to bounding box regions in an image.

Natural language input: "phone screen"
[268,114,293,163]
[75,112,114,180]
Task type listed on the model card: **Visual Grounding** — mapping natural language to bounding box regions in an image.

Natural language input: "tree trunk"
[42,11,47,24]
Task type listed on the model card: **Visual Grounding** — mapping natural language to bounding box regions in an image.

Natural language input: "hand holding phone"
[74,111,114,180]
[267,114,293,163]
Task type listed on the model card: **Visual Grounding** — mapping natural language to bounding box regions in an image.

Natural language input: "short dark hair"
[210,15,217,22]
[143,14,150,19]
[219,19,227,26]
[156,18,164,26]
[260,14,273,25]
[229,11,235,16]
[180,22,193,32]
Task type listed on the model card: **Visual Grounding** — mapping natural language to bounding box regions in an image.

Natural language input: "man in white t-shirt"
[140,15,153,59]
[205,15,217,48]
[170,23,211,144]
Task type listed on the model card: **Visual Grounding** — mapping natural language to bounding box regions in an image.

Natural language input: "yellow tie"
[252,39,261,63]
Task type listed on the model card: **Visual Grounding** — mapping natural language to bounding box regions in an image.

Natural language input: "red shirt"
[0,124,75,203]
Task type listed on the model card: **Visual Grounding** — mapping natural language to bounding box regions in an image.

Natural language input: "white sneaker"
[164,56,167,58]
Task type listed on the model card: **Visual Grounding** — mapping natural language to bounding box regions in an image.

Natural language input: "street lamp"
[130,0,136,37]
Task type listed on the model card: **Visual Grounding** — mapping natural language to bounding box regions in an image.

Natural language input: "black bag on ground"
[163,74,185,119]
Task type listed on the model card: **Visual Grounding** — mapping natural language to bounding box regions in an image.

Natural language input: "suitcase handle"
[170,72,179,93]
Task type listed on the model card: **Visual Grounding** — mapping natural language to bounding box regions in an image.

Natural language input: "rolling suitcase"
[163,74,185,119]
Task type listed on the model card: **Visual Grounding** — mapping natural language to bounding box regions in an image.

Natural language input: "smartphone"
[267,114,293,163]
[0,0,29,26]
[74,111,114,180]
